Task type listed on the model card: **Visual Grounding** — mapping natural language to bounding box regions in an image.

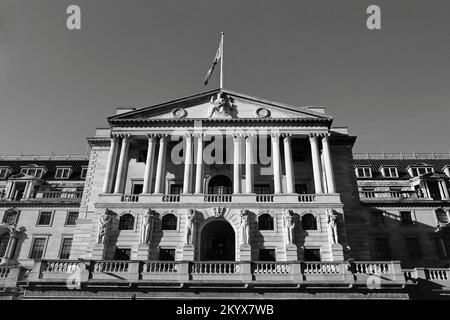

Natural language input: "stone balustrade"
[359,190,420,201]
[24,260,413,287]
[97,193,341,207]
[0,266,26,289]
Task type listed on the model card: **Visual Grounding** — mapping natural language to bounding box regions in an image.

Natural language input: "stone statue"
[283,209,295,245]
[97,209,113,244]
[140,209,155,244]
[240,210,250,245]
[327,209,339,245]
[184,210,196,246]
[207,92,234,118]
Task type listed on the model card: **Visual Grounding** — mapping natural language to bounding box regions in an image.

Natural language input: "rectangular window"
[114,248,131,260]
[374,238,391,260]
[400,211,414,225]
[21,168,44,178]
[405,238,421,259]
[371,211,385,226]
[295,184,308,194]
[37,211,53,226]
[304,249,321,261]
[65,211,79,226]
[356,167,372,178]
[132,184,143,195]
[254,184,271,194]
[159,248,175,261]
[59,238,73,259]
[411,167,433,177]
[138,150,147,163]
[259,249,276,261]
[80,167,88,179]
[170,184,183,195]
[381,167,398,178]
[55,168,71,179]
[29,237,47,260]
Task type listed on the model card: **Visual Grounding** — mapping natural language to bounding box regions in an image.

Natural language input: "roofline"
[0,155,89,161]
[107,88,333,122]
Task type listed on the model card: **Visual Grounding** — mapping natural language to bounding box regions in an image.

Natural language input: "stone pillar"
[194,134,204,194]
[102,136,119,193]
[245,135,254,194]
[183,134,193,194]
[233,134,242,194]
[4,230,18,260]
[309,134,324,194]
[142,135,156,194]
[113,135,130,194]
[322,134,336,193]
[271,133,282,194]
[153,135,167,194]
[7,182,16,200]
[283,134,295,193]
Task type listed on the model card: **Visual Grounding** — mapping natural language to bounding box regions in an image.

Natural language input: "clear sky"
[0,0,449,155]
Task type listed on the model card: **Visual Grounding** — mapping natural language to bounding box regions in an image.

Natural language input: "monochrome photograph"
[0,0,449,308]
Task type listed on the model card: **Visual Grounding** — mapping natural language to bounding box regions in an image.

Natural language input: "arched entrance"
[208,175,232,194]
[200,220,235,261]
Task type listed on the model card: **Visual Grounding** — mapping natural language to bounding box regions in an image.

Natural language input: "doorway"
[200,220,235,261]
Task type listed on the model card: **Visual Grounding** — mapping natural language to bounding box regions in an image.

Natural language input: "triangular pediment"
[108,89,332,123]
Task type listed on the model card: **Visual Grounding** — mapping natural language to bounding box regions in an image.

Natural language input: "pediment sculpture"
[207,92,236,118]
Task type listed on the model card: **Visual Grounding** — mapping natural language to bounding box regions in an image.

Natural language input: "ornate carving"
[327,209,339,245]
[97,209,113,245]
[184,209,196,246]
[239,210,250,245]
[256,107,271,118]
[171,107,187,119]
[213,207,226,218]
[140,209,156,244]
[283,209,295,245]
[207,92,235,118]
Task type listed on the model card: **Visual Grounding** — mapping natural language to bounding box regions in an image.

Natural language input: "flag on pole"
[203,35,223,86]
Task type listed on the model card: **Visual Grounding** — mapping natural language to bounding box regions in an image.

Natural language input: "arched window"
[118,214,134,230]
[208,175,232,195]
[162,214,177,230]
[0,233,9,258]
[2,210,18,224]
[258,214,274,230]
[302,214,317,230]
[436,209,449,224]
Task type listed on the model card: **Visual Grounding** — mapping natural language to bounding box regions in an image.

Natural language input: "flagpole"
[220,32,224,90]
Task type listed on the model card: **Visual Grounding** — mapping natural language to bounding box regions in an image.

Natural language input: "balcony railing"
[109,193,339,205]
[1,191,83,202]
[0,266,26,289]
[359,190,419,201]
[27,260,409,287]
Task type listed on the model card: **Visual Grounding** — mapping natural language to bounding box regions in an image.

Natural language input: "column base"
[329,243,344,261]
[285,244,298,261]
[239,244,252,261]
[182,244,195,261]
[92,243,106,260]
[137,243,151,260]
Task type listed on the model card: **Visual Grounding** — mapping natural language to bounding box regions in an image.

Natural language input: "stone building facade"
[0,89,449,299]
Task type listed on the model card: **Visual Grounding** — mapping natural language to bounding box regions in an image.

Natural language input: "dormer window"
[55,167,72,179]
[0,168,11,179]
[80,167,88,179]
[381,167,399,178]
[21,165,45,178]
[409,166,433,177]
[355,167,372,178]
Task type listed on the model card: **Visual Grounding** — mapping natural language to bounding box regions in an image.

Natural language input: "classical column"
[114,135,130,194]
[283,134,295,193]
[233,134,242,194]
[142,135,156,194]
[309,134,324,194]
[194,134,204,194]
[183,134,193,194]
[245,135,254,194]
[102,136,119,193]
[4,230,18,259]
[271,133,282,194]
[153,135,167,194]
[322,134,336,193]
